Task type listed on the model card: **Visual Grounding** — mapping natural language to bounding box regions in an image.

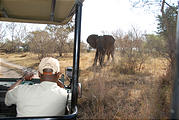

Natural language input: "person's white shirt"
[5,81,67,117]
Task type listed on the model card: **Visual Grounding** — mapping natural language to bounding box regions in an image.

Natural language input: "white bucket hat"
[38,57,60,74]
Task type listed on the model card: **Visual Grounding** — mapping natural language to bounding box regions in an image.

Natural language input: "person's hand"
[23,72,34,80]
[57,80,65,88]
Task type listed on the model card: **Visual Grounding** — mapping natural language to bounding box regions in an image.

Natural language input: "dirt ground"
[0,65,20,78]
[0,52,170,119]
[0,58,39,78]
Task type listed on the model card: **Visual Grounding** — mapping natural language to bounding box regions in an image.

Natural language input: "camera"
[65,67,73,80]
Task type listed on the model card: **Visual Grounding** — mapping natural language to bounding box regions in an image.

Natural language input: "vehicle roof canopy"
[0,0,78,25]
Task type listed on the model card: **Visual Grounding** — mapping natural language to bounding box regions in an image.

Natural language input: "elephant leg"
[99,55,103,67]
[107,50,110,61]
[101,55,105,67]
[107,54,110,61]
[105,50,109,60]
[111,50,114,63]
[93,49,98,66]
[99,51,105,67]
[105,50,110,65]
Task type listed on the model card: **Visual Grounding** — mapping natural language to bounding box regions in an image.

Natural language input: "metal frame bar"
[171,1,179,119]
[1,8,8,18]
[0,0,83,119]
[50,0,56,21]
[71,1,82,112]
[0,106,78,120]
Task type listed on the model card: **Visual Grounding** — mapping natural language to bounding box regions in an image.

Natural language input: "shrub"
[78,72,119,119]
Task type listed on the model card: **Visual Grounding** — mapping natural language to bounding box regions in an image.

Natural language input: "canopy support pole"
[50,0,56,21]
[171,1,179,119]
[71,0,82,114]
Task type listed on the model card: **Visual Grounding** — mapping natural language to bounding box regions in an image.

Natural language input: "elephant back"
[102,35,115,49]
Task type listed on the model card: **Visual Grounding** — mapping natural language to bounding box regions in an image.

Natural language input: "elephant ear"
[87,34,99,48]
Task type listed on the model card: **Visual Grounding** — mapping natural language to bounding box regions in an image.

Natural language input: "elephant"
[87,34,115,66]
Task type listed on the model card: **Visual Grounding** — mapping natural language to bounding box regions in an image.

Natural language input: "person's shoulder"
[17,84,40,89]
[58,87,68,95]
[16,84,42,95]
[7,84,31,94]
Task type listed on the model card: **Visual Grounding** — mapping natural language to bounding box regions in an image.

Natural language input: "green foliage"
[0,20,76,54]
[157,6,177,58]
[156,5,177,79]
[45,24,73,56]
[145,34,166,57]
[155,4,177,118]
[157,6,177,37]
[27,30,56,60]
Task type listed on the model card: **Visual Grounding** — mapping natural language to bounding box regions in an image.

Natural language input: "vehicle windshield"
[0,21,76,118]
[0,0,82,119]
[0,22,76,83]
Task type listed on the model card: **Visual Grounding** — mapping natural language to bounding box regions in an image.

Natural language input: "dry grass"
[0,52,39,70]
[78,71,161,119]
[0,52,95,73]
[0,52,170,119]
[78,55,170,119]
[0,62,24,75]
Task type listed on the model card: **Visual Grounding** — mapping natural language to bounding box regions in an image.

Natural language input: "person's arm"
[8,79,23,90]
[5,79,23,106]
[8,72,34,90]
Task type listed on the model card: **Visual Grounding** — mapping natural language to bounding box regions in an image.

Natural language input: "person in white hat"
[5,57,67,117]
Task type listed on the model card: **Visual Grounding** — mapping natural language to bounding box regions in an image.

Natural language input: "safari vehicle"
[0,0,83,119]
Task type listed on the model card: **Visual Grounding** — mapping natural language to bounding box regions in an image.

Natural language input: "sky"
[80,0,159,42]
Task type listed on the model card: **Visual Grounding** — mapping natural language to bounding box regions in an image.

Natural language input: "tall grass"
[78,56,171,119]
[0,52,172,119]
[78,71,119,119]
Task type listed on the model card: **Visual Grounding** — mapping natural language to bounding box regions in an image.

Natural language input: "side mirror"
[65,67,82,98]
[65,66,73,80]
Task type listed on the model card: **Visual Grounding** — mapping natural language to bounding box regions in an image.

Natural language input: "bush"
[78,72,119,119]
[112,52,148,74]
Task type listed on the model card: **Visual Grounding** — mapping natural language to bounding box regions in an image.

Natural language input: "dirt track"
[0,65,20,78]
[0,58,38,78]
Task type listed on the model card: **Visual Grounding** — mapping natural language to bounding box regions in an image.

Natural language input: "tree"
[129,0,177,117]
[157,5,177,80]
[27,30,56,60]
[130,0,177,72]
[0,23,6,49]
[145,34,166,57]
[112,29,124,51]
[45,19,74,56]
[3,23,27,53]
[129,0,177,10]
[15,24,27,52]
[6,23,17,52]
[113,28,148,73]
[46,24,72,56]
[157,5,177,64]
